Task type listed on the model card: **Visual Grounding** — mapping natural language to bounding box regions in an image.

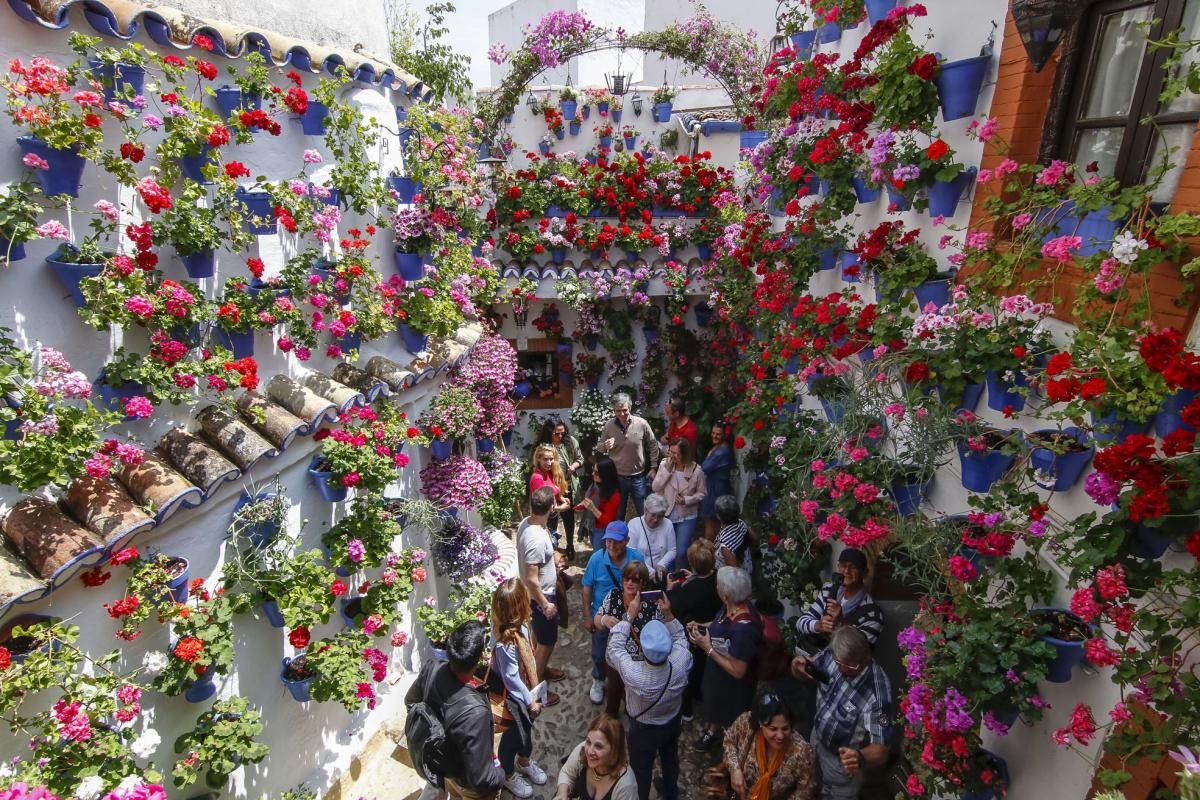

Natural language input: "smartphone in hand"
[640,590,663,602]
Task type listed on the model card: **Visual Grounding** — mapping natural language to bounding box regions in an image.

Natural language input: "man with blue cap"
[606,594,691,800]
[581,521,644,705]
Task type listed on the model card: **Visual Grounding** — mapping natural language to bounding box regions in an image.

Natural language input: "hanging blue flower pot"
[584,334,600,351]
[551,248,567,265]
[790,30,818,55]
[213,85,262,118]
[477,437,495,454]
[819,22,842,43]
[184,665,218,703]
[624,135,637,150]
[308,455,348,502]
[45,245,104,308]
[164,557,191,603]
[429,438,453,460]
[1035,608,1091,683]
[179,250,215,279]
[935,54,991,121]
[885,185,912,211]
[937,382,985,412]
[262,599,285,628]
[694,302,712,327]
[957,438,1017,493]
[913,277,953,310]
[623,249,641,262]
[927,167,977,218]
[296,100,330,135]
[512,380,531,400]
[597,101,610,114]
[599,135,612,149]
[94,368,146,419]
[555,128,566,141]
[335,331,361,355]
[840,251,862,281]
[398,125,415,152]
[398,323,429,355]
[892,478,930,517]
[958,752,1009,800]
[1028,427,1093,491]
[2,395,21,441]
[561,99,577,119]
[819,398,845,423]
[569,120,582,136]
[389,176,421,204]
[612,108,623,123]
[237,189,277,235]
[865,0,899,24]
[582,105,591,120]
[281,658,315,702]
[538,141,551,155]
[1156,388,1197,437]
[393,248,426,281]
[740,130,769,152]
[18,136,85,198]
[643,327,660,346]
[88,59,146,105]
[586,376,602,390]
[694,242,712,261]
[653,102,673,123]
[985,369,1030,412]
[819,248,839,272]
[179,145,215,183]
[1132,524,1176,559]
[502,429,514,447]
[232,490,280,547]
[1,238,26,263]
[1090,409,1151,444]
[851,176,880,204]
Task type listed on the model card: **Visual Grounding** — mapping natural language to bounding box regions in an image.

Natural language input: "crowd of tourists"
[406,394,893,800]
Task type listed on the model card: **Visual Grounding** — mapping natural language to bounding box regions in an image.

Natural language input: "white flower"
[0,761,14,779]
[130,728,161,760]
[1111,231,1148,265]
[116,775,144,794]
[75,775,106,800]
[141,650,168,676]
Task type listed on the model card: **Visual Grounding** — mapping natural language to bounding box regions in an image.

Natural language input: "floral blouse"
[599,587,663,661]
[722,711,816,800]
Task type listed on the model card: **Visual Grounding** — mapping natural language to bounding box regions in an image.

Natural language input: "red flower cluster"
[283,86,309,115]
[174,636,204,662]
[238,108,282,136]
[105,595,139,619]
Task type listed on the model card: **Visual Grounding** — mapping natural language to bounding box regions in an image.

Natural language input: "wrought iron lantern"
[631,91,644,116]
[526,90,539,115]
[1011,0,1082,72]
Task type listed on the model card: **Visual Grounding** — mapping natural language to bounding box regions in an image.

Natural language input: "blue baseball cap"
[603,521,629,542]
[640,620,671,665]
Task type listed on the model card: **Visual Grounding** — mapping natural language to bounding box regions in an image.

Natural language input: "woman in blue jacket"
[700,422,734,542]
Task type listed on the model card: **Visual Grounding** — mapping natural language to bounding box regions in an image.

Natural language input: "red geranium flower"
[110,546,139,565]
[173,636,204,662]
[288,627,311,648]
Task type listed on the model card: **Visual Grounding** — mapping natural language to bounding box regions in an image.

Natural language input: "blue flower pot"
[233,490,280,547]
[336,331,361,354]
[643,327,660,346]
[957,440,1016,493]
[653,102,673,123]
[237,189,277,235]
[297,100,330,135]
[88,59,146,105]
[584,334,599,351]
[429,438,453,460]
[885,185,912,211]
[512,380,531,400]
[740,130,769,152]
[840,251,862,281]
[623,249,641,262]
[551,248,567,265]
[502,429,514,447]
[184,665,217,703]
[818,248,839,272]
[308,455,348,502]
[985,370,1030,412]
[0,238,26,263]
[165,557,190,603]
[282,658,315,702]
[389,176,421,204]
[1090,409,1151,444]
[179,250,215,279]
[599,135,612,148]
[538,142,551,155]
[393,249,426,281]
[1132,524,1176,559]
[46,246,104,308]
[179,145,215,183]
[958,752,1009,800]
[398,126,415,152]
[851,176,880,204]
[582,105,591,120]
[339,598,363,629]
[477,437,495,454]
[213,85,262,118]
[1029,427,1093,491]
[569,121,581,136]
[94,368,146,419]
[262,599,285,628]
[613,109,623,123]
[785,357,800,375]
[1036,608,1090,683]
[624,136,637,150]
[790,30,818,55]
[913,277,952,310]
[865,0,899,24]
[398,323,429,355]
[696,243,713,261]
[892,480,930,517]
[819,23,842,43]
[212,327,255,359]
[561,99,577,119]
[936,54,991,121]
[597,101,610,114]
[18,136,85,198]
[555,129,566,141]
[819,398,844,423]
[927,168,977,218]
[2,395,21,441]
[1156,388,1197,437]
[694,302,712,327]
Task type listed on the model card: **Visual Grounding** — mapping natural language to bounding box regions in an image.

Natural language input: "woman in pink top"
[529,444,572,549]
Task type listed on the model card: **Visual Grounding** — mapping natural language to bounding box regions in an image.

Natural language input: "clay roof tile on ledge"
[7,0,432,99]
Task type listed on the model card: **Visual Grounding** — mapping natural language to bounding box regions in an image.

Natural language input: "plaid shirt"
[811,648,893,750]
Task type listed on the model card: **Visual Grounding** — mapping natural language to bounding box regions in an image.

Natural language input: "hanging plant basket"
[179,250,216,279]
[17,136,85,198]
[957,431,1018,492]
[398,323,429,355]
[213,85,262,118]
[1155,387,1197,437]
[296,100,330,135]
[818,22,842,43]
[927,167,977,218]
[179,145,215,183]
[87,59,146,105]
[261,599,285,627]
[393,248,427,281]
[985,369,1034,413]
[1033,608,1092,683]
[183,664,218,703]
[653,102,673,123]
[935,54,992,121]
[236,189,277,235]
[1090,408,1151,444]
[281,657,315,702]
[1028,428,1093,491]
[389,176,422,204]
[429,438,454,460]
[46,245,106,307]
[851,176,881,204]
[864,0,900,24]
[212,326,256,359]
[307,455,349,503]
[790,30,818,56]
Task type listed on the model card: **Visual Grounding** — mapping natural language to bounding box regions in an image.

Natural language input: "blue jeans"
[590,628,609,680]
[628,714,681,800]
[618,473,649,520]
[673,517,698,570]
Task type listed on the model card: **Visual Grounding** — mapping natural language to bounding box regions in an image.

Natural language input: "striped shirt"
[605,618,692,726]
[795,583,884,646]
[811,648,893,751]
[715,520,752,573]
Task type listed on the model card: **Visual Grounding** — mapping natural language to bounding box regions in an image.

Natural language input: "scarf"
[750,729,786,800]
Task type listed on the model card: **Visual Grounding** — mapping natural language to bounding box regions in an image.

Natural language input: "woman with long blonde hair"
[490,578,547,798]
[529,443,572,551]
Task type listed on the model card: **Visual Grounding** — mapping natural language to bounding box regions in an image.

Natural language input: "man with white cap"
[606,593,692,800]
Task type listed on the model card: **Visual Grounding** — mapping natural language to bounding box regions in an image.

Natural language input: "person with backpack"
[404,620,506,799]
[687,566,763,752]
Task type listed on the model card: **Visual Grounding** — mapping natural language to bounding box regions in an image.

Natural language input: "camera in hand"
[807,661,831,683]
[830,572,844,589]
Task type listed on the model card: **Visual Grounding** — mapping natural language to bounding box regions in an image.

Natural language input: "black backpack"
[405,661,457,788]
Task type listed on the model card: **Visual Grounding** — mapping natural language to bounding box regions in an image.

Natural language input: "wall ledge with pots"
[0,321,484,619]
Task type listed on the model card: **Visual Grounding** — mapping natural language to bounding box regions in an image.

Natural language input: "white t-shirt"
[627,516,677,572]
[516,518,557,596]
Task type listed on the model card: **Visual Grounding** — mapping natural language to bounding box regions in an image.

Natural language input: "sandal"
[545,667,566,681]
[544,690,561,707]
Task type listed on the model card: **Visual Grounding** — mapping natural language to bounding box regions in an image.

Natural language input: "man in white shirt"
[517,486,561,703]
[627,493,677,584]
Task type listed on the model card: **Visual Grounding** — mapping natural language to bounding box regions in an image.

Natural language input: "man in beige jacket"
[597,393,660,520]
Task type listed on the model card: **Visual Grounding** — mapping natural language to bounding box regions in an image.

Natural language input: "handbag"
[480,662,513,734]
[699,723,754,799]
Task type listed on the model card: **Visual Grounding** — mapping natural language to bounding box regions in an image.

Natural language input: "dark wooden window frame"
[1042,0,1200,190]
[508,338,574,410]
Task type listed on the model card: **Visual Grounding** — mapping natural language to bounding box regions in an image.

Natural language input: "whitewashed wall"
[0,15,488,800]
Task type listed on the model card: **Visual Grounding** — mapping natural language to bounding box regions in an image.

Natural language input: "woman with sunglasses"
[722,689,815,799]
[593,559,662,718]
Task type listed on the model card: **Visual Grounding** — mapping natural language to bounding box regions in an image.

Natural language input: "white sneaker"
[504,773,534,798]
[589,678,605,705]
[519,760,548,785]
